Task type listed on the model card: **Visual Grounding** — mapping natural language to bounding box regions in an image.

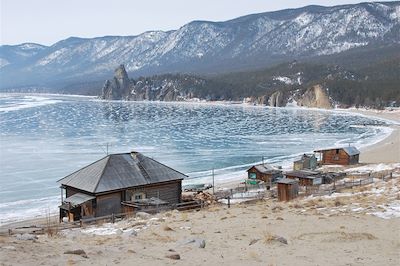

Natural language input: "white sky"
[0,0,395,46]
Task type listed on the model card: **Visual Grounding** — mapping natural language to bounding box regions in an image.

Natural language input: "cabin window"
[133,192,146,200]
[249,172,257,179]
[126,189,146,201]
[336,149,340,154]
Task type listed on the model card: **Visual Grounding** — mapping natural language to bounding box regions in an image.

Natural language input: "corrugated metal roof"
[64,193,95,206]
[248,164,280,174]
[285,170,320,179]
[314,146,360,156]
[342,146,360,156]
[276,178,298,185]
[58,152,187,193]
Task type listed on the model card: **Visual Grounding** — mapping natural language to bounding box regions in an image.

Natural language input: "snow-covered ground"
[300,175,400,220]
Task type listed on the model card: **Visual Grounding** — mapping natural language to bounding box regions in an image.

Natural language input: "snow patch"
[369,202,400,219]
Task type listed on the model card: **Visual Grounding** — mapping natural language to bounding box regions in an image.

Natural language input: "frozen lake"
[0,94,390,224]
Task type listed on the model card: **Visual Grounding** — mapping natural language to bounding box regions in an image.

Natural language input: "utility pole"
[262,156,265,165]
[212,168,215,195]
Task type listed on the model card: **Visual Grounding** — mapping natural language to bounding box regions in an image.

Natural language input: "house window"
[249,172,257,179]
[133,192,146,201]
[336,149,340,154]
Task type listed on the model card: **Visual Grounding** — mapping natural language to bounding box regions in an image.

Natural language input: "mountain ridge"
[1,1,399,89]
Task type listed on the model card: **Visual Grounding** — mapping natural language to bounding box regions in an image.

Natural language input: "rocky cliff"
[100,56,399,109]
[296,85,333,109]
[268,91,287,107]
[101,65,131,100]
[100,65,207,101]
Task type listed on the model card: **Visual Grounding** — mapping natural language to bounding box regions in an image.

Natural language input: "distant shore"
[343,108,400,164]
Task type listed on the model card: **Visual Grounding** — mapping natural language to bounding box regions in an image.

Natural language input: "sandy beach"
[0,108,399,266]
[0,177,399,265]
[346,108,400,164]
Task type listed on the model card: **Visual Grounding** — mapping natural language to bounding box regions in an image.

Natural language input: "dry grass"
[44,208,59,237]
[263,232,276,244]
[163,224,174,231]
[291,203,302,209]
[248,251,261,261]
[271,205,283,211]
[338,232,377,241]
[149,231,175,242]
[296,231,377,242]
[180,212,189,221]
[304,200,316,207]
[334,199,343,207]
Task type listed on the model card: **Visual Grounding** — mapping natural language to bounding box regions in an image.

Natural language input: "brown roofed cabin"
[314,146,360,165]
[58,151,187,222]
[247,164,282,189]
[285,170,323,187]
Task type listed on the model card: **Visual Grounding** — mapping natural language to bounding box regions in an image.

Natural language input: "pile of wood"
[194,192,216,205]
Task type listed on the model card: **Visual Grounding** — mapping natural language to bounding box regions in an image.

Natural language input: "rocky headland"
[100,65,334,109]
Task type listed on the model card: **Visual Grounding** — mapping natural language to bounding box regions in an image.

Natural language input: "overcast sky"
[0,0,395,45]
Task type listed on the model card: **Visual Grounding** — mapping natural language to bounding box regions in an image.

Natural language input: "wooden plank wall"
[125,181,182,204]
[96,192,122,217]
[144,181,182,204]
[322,149,350,165]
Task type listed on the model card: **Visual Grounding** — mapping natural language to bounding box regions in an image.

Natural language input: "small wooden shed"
[285,170,323,187]
[276,178,299,201]
[58,151,187,222]
[314,146,360,165]
[247,164,282,189]
[293,154,317,170]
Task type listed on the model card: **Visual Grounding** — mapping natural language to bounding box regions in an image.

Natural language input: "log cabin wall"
[142,181,182,204]
[285,175,313,186]
[277,183,298,201]
[65,187,83,198]
[349,154,359,164]
[124,181,182,205]
[322,149,350,165]
[247,168,278,183]
[248,168,261,180]
[96,192,122,217]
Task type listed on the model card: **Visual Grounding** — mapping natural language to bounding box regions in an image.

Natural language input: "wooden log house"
[284,170,323,186]
[293,154,317,170]
[247,164,282,189]
[314,146,360,165]
[57,151,187,222]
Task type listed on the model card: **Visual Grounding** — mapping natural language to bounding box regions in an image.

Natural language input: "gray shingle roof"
[248,164,280,174]
[285,170,320,179]
[58,152,187,193]
[64,193,95,206]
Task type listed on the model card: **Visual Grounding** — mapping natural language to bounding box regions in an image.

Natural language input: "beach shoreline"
[343,108,400,164]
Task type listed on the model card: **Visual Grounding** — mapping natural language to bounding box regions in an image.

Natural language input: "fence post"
[227,196,231,208]
[111,213,115,223]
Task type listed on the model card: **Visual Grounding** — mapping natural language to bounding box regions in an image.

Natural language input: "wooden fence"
[214,183,268,200]
[80,200,204,226]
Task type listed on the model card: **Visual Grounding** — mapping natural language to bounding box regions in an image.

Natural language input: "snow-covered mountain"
[1,2,399,88]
